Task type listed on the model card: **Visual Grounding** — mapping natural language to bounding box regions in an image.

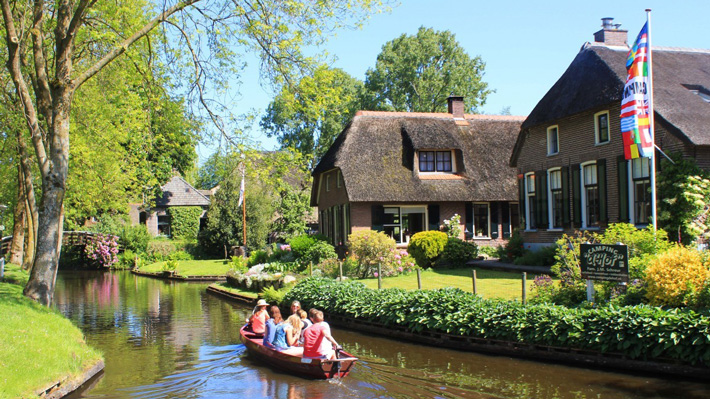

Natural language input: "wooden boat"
[240,325,358,379]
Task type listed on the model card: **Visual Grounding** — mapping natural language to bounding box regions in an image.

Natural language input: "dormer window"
[419,150,453,172]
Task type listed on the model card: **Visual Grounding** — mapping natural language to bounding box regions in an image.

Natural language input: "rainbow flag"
[620,22,653,160]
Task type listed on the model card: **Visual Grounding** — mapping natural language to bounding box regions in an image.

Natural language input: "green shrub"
[302,240,337,267]
[346,230,397,278]
[286,277,710,365]
[169,250,193,261]
[168,206,203,239]
[162,259,178,272]
[513,245,556,266]
[146,240,176,262]
[439,238,477,268]
[317,258,342,279]
[408,231,448,268]
[262,285,293,307]
[231,256,248,273]
[248,250,269,266]
[288,234,322,259]
[503,228,525,261]
[645,246,710,308]
[478,245,498,258]
[119,250,138,269]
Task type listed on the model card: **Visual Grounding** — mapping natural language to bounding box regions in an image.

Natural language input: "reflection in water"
[56,271,710,399]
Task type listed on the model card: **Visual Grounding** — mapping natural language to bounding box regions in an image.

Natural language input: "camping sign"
[580,244,629,282]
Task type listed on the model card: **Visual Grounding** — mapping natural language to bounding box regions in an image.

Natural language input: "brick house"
[510,18,710,248]
[311,97,524,250]
[129,175,210,236]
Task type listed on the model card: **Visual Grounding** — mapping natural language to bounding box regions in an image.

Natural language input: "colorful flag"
[620,22,653,160]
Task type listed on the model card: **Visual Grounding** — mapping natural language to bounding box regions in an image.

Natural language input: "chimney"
[593,17,628,47]
[447,96,465,119]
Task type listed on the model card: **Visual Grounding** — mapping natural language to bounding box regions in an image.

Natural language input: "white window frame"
[472,202,491,238]
[336,170,342,188]
[628,157,651,226]
[418,150,456,173]
[383,205,428,244]
[580,161,600,229]
[326,174,331,192]
[547,126,559,156]
[547,167,563,230]
[594,111,610,145]
[524,172,536,231]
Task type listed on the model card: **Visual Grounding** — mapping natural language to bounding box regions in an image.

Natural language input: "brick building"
[311,97,523,251]
[510,18,710,248]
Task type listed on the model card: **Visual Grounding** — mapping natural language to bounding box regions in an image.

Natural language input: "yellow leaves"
[645,246,710,307]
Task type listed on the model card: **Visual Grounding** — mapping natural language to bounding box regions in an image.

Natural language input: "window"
[473,203,490,237]
[157,215,171,237]
[595,111,610,144]
[383,206,427,243]
[631,157,651,224]
[582,163,600,227]
[547,126,559,155]
[525,172,536,230]
[325,175,331,192]
[548,169,564,228]
[419,150,453,172]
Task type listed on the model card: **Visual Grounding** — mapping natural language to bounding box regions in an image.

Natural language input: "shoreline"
[131,268,226,281]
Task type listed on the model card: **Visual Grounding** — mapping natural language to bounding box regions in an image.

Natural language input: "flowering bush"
[347,230,397,278]
[645,246,710,307]
[84,233,119,268]
[226,263,285,292]
[442,214,462,238]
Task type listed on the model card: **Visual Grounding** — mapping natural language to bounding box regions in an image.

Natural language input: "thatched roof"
[511,43,710,165]
[156,176,210,207]
[312,112,524,205]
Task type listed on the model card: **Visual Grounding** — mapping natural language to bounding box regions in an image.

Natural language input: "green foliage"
[168,250,193,261]
[645,246,710,308]
[261,65,363,163]
[261,285,293,307]
[346,230,398,277]
[168,206,203,239]
[162,260,179,272]
[657,154,710,244]
[513,245,556,267]
[248,250,270,267]
[119,250,139,269]
[478,245,499,258]
[146,240,177,262]
[286,277,710,365]
[503,229,525,261]
[408,231,448,268]
[363,27,492,113]
[88,215,150,253]
[442,214,462,238]
[439,238,477,268]
[302,240,338,267]
[231,256,248,273]
[288,234,326,259]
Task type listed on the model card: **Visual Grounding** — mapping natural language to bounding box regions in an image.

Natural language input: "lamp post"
[0,204,7,278]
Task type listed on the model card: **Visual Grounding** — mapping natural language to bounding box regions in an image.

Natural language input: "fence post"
[416,269,422,290]
[377,263,382,290]
[339,261,343,281]
[522,272,527,305]
[472,269,477,295]
[309,262,313,277]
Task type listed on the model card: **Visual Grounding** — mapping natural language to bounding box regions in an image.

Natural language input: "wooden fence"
[0,231,102,256]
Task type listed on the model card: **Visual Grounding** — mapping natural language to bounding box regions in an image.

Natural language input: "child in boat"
[263,306,283,348]
[274,314,303,351]
[303,310,339,360]
[248,299,270,335]
[297,309,312,344]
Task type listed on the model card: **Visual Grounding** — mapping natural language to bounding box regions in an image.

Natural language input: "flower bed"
[226,263,286,292]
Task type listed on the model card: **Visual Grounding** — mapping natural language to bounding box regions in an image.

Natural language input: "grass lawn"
[0,267,102,399]
[209,282,259,299]
[358,268,543,301]
[138,259,232,276]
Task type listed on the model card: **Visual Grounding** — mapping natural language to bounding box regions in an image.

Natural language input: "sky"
[196,0,710,162]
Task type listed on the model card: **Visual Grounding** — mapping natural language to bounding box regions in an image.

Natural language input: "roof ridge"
[354,110,525,121]
[164,175,211,203]
[585,42,710,54]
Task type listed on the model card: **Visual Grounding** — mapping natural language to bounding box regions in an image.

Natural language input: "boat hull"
[240,326,357,379]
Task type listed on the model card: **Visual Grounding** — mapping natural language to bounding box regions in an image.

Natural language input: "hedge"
[168,206,203,239]
[284,277,710,365]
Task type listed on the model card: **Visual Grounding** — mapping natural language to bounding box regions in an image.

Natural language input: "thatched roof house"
[311,97,524,248]
[510,18,710,247]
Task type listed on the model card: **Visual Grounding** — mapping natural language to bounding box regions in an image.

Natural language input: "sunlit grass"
[1,262,29,286]
[139,259,232,276]
[209,282,259,299]
[0,271,102,398]
[357,268,543,301]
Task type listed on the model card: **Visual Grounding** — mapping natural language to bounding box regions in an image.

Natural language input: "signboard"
[580,244,629,282]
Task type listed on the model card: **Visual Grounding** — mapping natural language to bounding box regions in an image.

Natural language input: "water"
[54,271,710,399]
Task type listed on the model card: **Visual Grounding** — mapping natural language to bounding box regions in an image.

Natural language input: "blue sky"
[197,0,709,161]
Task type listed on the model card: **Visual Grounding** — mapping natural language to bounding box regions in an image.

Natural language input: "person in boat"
[297,309,311,345]
[263,306,283,348]
[303,310,339,360]
[290,300,301,315]
[248,299,270,336]
[273,314,303,351]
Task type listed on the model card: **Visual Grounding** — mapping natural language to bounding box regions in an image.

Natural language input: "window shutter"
[562,166,570,227]
[465,202,473,238]
[428,204,440,231]
[598,159,608,222]
[571,164,581,226]
[518,176,526,229]
[490,202,499,239]
[502,202,511,238]
[617,156,629,222]
[535,170,548,229]
[371,205,384,231]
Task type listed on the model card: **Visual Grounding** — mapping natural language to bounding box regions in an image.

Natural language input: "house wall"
[515,103,692,247]
[315,169,349,210]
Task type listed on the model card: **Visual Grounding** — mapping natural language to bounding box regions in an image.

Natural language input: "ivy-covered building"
[311,96,524,249]
[509,18,710,247]
[129,175,210,237]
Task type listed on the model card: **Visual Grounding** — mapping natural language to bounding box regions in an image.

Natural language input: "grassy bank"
[138,259,232,276]
[0,264,102,398]
[209,282,259,299]
[358,268,541,301]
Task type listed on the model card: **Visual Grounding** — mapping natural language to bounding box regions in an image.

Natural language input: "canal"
[54,271,709,399]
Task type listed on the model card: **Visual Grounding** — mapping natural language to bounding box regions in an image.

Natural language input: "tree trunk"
[17,130,38,270]
[8,165,25,265]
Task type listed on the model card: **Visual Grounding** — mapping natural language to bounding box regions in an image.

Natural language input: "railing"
[0,231,104,256]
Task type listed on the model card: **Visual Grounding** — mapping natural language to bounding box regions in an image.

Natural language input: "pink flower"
[397,267,403,272]
[373,272,379,277]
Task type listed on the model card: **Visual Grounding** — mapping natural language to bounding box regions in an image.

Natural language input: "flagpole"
[646,8,657,232]
[241,160,247,247]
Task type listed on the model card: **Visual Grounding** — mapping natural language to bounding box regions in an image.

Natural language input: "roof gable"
[156,176,210,207]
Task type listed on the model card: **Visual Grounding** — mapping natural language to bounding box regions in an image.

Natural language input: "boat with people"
[239,325,358,379]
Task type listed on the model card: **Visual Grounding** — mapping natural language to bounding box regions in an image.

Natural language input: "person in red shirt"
[302,310,339,359]
[248,299,270,335]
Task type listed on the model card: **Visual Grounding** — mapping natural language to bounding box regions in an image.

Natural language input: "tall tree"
[364,26,492,113]
[261,65,363,165]
[1,0,383,305]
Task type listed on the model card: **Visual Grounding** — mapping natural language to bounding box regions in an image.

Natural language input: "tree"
[363,26,492,113]
[1,0,383,305]
[261,65,363,165]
